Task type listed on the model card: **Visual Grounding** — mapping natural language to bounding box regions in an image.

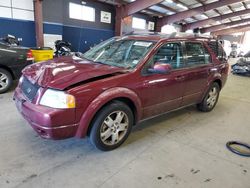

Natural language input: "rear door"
[181,41,212,106]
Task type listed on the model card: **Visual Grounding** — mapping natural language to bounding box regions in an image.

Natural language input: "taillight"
[26,49,34,61]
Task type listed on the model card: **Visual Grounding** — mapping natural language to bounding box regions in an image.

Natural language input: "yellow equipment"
[31,47,54,62]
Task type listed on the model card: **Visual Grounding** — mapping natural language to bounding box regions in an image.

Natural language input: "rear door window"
[185,42,210,67]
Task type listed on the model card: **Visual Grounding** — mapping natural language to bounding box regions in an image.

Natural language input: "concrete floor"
[0,59,250,188]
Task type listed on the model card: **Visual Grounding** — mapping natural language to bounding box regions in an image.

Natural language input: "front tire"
[197,82,220,112]
[90,101,133,151]
[0,68,13,94]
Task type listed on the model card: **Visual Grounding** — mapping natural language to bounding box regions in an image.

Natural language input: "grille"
[21,77,39,101]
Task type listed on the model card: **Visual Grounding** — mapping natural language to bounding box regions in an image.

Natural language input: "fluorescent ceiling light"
[165,0,173,3]
[176,3,188,10]
[166,11,175,15]
[200,14,208,19]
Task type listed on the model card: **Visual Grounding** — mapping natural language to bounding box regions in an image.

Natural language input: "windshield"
[83,38,155,69]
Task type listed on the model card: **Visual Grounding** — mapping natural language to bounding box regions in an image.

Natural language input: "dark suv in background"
[14,33,229,151]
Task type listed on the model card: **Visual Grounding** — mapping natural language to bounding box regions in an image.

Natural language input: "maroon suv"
[14,33,229,151]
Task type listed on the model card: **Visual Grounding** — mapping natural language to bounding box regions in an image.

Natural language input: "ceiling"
[97,0,250,32]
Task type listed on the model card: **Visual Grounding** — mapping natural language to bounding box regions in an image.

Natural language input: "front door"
[137,42,187,119]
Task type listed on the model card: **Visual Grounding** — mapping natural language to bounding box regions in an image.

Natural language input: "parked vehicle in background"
[238,51,244,57]
[54,40,72,57]
[14,33,229,151]
[0,36,34,93]
[0,34,20,46]
[230,43,241,58]
[231,52,250,76]
[219,40,231,58]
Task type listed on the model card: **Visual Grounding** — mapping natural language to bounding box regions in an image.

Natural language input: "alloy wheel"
[0,72,8,90]
[100,111,129,146]
[206,87,218,108]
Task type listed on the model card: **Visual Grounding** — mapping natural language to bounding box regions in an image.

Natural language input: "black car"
[0,42,33,93]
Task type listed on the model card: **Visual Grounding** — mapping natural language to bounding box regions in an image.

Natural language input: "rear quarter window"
[207,40,226,61]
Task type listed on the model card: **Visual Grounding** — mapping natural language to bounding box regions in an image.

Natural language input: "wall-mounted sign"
[148,21,155,31]
[101,11,111,24]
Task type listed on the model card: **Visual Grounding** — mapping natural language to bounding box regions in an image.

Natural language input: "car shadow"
[124,105,199,146]
[9,80,18,92]
[0,80,18,96]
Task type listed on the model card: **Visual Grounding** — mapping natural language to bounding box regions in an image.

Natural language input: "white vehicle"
[220,40,231,58]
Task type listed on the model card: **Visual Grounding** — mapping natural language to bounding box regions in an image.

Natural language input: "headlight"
[40,89,76,109]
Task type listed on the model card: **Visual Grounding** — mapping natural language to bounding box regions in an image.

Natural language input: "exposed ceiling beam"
[93,0,125,6]
[227,6,234,23]
[119,0,165,18]
[227,5,235,13]
[212,24,250,35]
[214,9,221,16]
[156,3,177,14]
[184,8,250,30]
[144,9,166,17]
[196,0,209,17]
[158,0,244,26]
[201,18,250,33]
[172,0,198,24]
[242,1,248,10]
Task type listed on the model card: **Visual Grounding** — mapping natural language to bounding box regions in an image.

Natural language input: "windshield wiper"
[92,61,109,66]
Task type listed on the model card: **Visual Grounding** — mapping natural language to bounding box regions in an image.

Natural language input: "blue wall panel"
[0,18,36,47]
[63,25,114,52]
[62,26,82,51]
[0,18,114,51]
[43,23,63,35]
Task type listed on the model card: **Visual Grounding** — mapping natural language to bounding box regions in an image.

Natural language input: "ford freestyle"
[13,33,229,151]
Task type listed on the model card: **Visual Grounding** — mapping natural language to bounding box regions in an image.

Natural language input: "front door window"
[153,42,184,69]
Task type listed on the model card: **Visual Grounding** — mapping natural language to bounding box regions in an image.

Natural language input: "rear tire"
[0,68,12,94]
[89,101,133,151]
[197,82,220,112]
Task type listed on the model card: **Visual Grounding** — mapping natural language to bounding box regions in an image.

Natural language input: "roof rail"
[173,32,215,39]
[123,31,217,39]
[123,31,161,36]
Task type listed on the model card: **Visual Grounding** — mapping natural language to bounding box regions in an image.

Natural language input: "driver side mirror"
[148,62,172,74]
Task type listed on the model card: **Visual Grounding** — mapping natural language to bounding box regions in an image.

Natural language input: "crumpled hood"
[22,56,125,90]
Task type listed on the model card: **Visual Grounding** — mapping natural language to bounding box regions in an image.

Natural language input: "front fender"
[75,87,142,138]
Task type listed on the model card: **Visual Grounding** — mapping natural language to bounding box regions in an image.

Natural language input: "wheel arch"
[200,76,222,103]
[86,97,138,136]
[213,79,222,90]
[0,64,15,79]
[75,87,142,138]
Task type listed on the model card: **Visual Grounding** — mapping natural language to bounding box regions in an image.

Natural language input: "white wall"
[242,31,250,54]
[0,0,34,21]
[44,34,62,50]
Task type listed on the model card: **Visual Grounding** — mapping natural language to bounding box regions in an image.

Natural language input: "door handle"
[175,75,185,81]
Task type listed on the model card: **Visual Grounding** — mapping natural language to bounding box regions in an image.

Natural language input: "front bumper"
[13,87,78,139]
